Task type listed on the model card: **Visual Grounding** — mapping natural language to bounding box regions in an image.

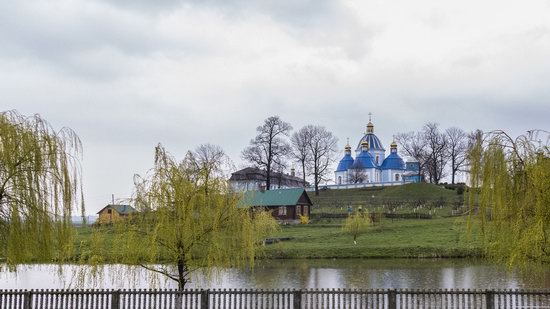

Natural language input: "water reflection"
[1,259,549,290]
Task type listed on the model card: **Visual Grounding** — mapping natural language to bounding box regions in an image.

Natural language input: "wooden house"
[96,204,136,224]
[237,188,313,223]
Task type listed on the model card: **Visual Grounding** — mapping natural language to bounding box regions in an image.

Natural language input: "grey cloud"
[0,4,159,56]
[102,0,338,25]
[3,0,549,213]
[100,0,373,59]
[0,2,194,81]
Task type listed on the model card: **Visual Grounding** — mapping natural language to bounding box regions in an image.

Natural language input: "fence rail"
[1,288,549,309]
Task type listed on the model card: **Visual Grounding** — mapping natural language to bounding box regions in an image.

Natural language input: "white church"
[335,117,419,186]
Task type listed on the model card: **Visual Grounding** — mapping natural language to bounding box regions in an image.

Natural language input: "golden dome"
[366,122,374,133]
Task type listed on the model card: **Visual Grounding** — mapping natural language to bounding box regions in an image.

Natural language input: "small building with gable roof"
[237,188,312,223]
[96,204,137,224]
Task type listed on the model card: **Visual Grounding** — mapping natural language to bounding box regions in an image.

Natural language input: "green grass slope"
[263,217,481,259]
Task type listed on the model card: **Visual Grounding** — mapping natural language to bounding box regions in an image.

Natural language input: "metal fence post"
[23,291,32,309]
[485,290,494,309]
[111,289,120,309]
[293,290,302,309]
[388,289,397,309]
[201,290,210,309]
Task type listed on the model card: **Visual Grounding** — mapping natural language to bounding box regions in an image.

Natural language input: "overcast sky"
[2,0,549,213]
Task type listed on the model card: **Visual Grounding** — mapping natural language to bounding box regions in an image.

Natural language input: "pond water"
[1,259,549,290]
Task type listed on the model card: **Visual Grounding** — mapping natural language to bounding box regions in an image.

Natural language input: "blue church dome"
[336,153,354,172]
[351,149,377,169]
[355,122,385,152]
[381,152,406,170]
[356,133,385,152]
[381,140,405,170]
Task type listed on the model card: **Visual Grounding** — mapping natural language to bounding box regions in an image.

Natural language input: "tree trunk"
[175,259,187,309]
[266,161,271,190]
[314,168,319,196]
[451,156,456,184]
[301,162,306,188]
[177,259,186,291]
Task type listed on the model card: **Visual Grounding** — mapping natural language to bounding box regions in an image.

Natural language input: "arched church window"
[395,174,400,181]
[376,155,379,164]
[338,176,342,184]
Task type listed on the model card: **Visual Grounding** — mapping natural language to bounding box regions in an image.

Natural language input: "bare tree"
[241,116,292,190]
[272,159,289,189]
[445,127,468,184]
[305,125,338,196]
[347,168,367,184]
[291,127,312,187]
[423,123,448,184]
[395,131,429,181]
[186,144,230,195]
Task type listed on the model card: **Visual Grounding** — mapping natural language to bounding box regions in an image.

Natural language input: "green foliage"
[0,111,82,269]
[82,144,278,290]
[342,211,371,245]
[468,130,550,266]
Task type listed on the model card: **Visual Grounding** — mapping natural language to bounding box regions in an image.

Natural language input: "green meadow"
[76,183,482,260]
[262,217,482,259]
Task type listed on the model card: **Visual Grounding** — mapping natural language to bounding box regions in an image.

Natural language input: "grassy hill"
[310,183,463,214]
[265,184,476,259]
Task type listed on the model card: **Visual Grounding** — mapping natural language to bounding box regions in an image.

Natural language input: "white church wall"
[335,171,347,185]
[381,170,389,182]
[392,170,403,182]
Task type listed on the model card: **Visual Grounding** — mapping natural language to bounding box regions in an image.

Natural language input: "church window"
[338,176,342,184]
[395,174,400,181]
[376,155,379,164]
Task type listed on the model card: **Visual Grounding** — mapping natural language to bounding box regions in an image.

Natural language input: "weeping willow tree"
[343,210,371,245]
[82,144,278,290]
[0,110,83,270]
[468,130,550,266]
